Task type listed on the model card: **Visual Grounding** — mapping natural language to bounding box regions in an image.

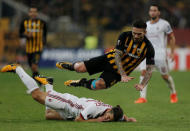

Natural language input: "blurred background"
[0,0,190,70]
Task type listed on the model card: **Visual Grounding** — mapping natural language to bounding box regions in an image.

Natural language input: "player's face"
[149,6,160,20]
[132,27,146,43]
[29,8,38,19]
[101,111,114,122]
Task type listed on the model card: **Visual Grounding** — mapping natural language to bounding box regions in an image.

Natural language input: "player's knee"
[31,64,38,72]
[74,62,87,72]
[95,79,106,89]
[31,90,45,104]
[141,70,146,76]
[162,74,169,80]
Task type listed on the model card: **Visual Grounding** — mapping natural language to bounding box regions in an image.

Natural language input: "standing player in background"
[135,4,178,104]
[19,7,47,79]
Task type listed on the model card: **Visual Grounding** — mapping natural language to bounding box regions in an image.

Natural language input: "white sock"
[166,76,176,94]
[45,84,53,92]
[139,76,148,98]
[16,66,39,94]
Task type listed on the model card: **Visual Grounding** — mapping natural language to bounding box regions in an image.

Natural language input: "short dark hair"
[132,19,147,29]
[112,105,123,121]
[29,6,38,11]
[150,3,161,11]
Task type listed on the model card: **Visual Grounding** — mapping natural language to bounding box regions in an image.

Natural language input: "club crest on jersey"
[137,48,142,55]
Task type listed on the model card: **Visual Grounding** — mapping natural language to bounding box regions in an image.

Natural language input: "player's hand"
[25,32,33,38]
[127,117,137,122]
[134,84,144,91]
[169,52,175,62]
[97,116,105,122]
[121,75,135,82]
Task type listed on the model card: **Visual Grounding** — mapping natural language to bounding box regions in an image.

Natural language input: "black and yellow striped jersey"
[106,31,155,75]
[19,18,47,54]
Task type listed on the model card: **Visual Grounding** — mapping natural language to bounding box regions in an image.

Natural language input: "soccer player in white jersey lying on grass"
[1,64,136,122]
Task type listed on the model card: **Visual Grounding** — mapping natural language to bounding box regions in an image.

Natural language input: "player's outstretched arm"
[75,115,104,122]
[134,64,154,91]
[115,49,134,82]
[123,115,137,122]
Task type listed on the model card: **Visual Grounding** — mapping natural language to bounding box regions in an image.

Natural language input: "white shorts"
[139,58,169,75]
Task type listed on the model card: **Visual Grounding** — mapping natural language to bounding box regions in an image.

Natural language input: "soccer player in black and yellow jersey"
[57,20,155,91]
[19,7,47,78]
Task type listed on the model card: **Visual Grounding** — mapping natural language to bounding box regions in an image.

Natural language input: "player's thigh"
[155,59,169,75]
[31,52,42,65]
[45,91,67,110]
[84,54,108,75]
[99,71,121,88]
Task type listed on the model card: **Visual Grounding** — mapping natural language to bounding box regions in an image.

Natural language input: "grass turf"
[0,68,190,131]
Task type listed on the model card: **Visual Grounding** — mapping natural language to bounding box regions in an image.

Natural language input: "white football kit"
[140,18,173,74]
[45,90,112,120]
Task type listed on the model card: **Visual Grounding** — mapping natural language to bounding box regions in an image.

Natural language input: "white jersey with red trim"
[45,90,112,120]
[146,18,173,60]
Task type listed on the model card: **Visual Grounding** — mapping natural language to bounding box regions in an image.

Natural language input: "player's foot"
[170,93,178,103]
[56,61,74,71]
[1,64,19,73]
[134,98,147,104]
[64,78,87,87]
[34,76,53,85]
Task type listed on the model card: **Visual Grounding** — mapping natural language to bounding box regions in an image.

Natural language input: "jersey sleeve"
[146,43,155,65]
[164,21,173,35]
[80,105,96,120]
[115,32,127,52]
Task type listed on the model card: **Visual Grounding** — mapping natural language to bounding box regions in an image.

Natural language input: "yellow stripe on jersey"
[127,39,133,53]
[36,20,41,52]
[24,20,28,53]
[109,59,115,64]
[125,48,147,74]
[32,20,37,53]
[124,42,146,70]
[28,20,32,53]
[39,23,43,51]
[107,53,115,59]
[124,37,129,47]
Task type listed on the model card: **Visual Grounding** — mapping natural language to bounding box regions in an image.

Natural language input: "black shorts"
[27,52,42,67]
[84,54,121,88]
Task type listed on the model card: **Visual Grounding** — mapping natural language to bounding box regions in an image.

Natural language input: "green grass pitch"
[0,68,190,131]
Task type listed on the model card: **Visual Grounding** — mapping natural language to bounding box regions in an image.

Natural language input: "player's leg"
[56,61,87,72]
[63,55,109,89]
[159,69,177,103]
[135,60,148,103]
[34,76,64,120]
[30,52,41,78]
[65,68,120,90]
[157,58,178,103]
[1,64,47,104]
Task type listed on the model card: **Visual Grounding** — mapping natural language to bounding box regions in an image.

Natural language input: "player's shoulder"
[21,17,29,22]
[36,18,46,23]
[159,18,170,25]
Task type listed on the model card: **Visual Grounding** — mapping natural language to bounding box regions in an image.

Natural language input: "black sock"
[70,63,75,71]
[32,72,39,78]
[80,78,95,90]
